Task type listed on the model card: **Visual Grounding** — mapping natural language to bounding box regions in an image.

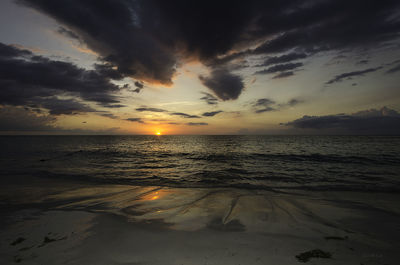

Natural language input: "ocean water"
[1,135,399,192]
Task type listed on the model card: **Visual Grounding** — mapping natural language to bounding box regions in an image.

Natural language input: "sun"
[155,131,161,135]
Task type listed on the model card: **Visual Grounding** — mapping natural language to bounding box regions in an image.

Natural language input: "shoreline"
[1,178,400,264]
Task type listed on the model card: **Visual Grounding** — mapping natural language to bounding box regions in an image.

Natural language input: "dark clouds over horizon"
[283,107,400,135]
[0,42,124,115]
[16,0,400,101]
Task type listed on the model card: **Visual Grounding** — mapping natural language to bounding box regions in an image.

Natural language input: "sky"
[0,0,400,135]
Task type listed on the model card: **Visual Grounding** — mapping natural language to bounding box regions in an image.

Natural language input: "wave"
[28,170,400,193]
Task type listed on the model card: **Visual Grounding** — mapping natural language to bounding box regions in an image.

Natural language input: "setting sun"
[156,131,161,135]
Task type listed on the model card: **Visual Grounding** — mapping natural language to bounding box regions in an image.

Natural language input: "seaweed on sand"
[296,249,332,262]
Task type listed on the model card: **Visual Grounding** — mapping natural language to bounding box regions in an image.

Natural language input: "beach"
[1,176,399,265]
[2,0,400,262]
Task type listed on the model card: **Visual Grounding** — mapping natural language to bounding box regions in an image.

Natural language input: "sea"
[1,135,400,193]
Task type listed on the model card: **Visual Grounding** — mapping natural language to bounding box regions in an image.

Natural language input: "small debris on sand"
[19,246,33,251]
[10,237,26,246]
[38,235,67,247]
[296,249,332,262]
[325,235,348,240]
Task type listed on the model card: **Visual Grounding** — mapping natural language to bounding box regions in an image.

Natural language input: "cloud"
[252,1,400,55]
[0,42,123,114]
[101,104,126,108]
[18,0,400,101]
[356,59,369,65]
[39,97,96,115]
[200,92,219,105]
[132,81,144,93]
[199,68,244,100]
[326,67,382,84]
[255,62,303,75]
[253,98,303,113]
[258,52,307,67]
[287,99,303,107]
[135,107,167,113]
[0,106,57,131]
[100,113,119,119]
[0,106,122,134]
[202,111,223,117]
[386,64,400,74]
[135,106,201,119]
[170,112,200,119]
[186,122,208,126]
[125,117,144,123]
[253,98,276,113]
[57,26,81,42]
[272,71,294,79]
[19,0,177,85]
[283,107,400,135]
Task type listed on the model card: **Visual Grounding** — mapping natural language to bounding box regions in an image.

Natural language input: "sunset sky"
[1,0,400,135]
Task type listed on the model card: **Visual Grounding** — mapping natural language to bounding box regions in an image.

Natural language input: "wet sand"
[1,178,399,264]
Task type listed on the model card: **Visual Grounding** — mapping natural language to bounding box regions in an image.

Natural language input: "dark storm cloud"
[0,42,123,114]
[16,0,400,101]
[0,43,31,58]
[135,107,167,113]
[39,97,96,115]
[170,112,201,119]
[202,111,223,117]
[19,0,176,85]
[94,64,124,80]
[252,1,400,55]
[255,63,303,75]
[325,67,383,84]
[186,122,208,126]
[204,52,247,68]
[125,117,145,123]
[258,53,307,67]
[283,107,400,134]
[200,92,219,105]
[199,69,244,100]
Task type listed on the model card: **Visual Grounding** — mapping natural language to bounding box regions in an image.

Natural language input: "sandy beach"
[1,177,399,265]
